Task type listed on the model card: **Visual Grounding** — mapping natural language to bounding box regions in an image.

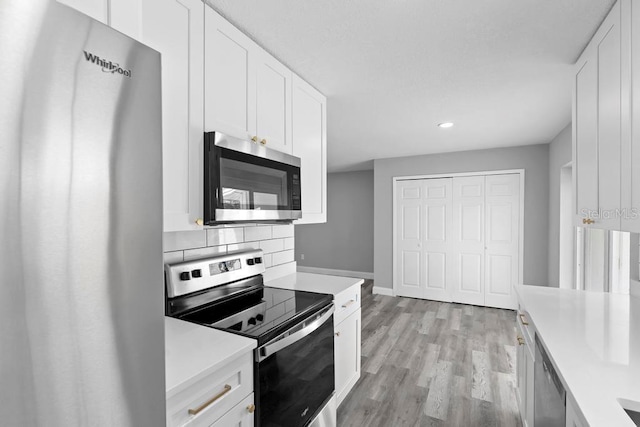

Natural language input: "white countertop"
[515,285,640,427]
[164,317,256,399]
[265,272,364,296]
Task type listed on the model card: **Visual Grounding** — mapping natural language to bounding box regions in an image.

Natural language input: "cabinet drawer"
[167,352,253,427]
[517,308,535,347]
[334,283,361,325]
[207,393,255,427]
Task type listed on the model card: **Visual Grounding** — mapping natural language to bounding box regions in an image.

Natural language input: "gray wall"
[547,124,572,286]
[296,170,374,273]
[374,144,550,290]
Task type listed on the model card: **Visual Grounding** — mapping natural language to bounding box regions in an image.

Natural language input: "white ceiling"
[207,0,615,172]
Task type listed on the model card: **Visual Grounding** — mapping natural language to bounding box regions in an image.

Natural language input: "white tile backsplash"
[164,251,184,264]
[260,239,285,254]
[163,224,295,280]
[272,249,295,266]
[272,224,294,238]
[184,245,226,261]
[207,227,244,246]
[163,230,206,252]
[244,225,272,242]
[283,237,294,250]
[227,242,258,252]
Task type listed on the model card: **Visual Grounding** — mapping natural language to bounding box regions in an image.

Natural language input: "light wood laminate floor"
[337,281,521,427]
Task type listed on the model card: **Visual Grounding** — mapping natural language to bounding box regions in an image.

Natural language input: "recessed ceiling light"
[438,122,454,128]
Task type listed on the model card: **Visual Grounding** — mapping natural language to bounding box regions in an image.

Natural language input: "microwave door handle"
[257,305,334,362]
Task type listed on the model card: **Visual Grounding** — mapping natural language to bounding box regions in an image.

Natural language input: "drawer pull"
[519,314,529,326]
[247,404,256,414]
[188,384,232,416]
[341,300,356,309]
[517,336,525,346]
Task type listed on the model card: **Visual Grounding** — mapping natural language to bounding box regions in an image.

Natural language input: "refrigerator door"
[0,1,165,426]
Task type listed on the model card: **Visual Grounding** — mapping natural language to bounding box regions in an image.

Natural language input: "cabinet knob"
[195,218,204,226]
[247,404,256,414]
[517,336,525,346]
[260,139,267,145]
[251,136,258,143]
[335,332,340,337]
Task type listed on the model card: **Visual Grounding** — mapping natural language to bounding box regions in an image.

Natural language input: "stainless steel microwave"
[204,132,302,224]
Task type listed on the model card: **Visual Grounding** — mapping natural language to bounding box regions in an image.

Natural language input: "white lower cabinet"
[333,282,362,406]
[209,393,255,427]
[335,308,361,406]
[516,313,534,427]
[566,394,587,427]
[167,352,254,427]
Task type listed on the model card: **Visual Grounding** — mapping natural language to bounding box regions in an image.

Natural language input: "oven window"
[257,314,334,427]
[220,157,288,210]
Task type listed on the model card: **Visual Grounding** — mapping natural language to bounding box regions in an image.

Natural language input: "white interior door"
[395,180,425,299]
[484,174,520,309]
[422,179,453,302]
[394,172,522,308]
[451,176,485,306]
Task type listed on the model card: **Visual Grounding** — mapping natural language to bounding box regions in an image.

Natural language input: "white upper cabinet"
[56,0,142,40]
[139,0,204,232]
[204,7,293,155]
[292,75,327,224]
[622,0,640,232]
[205,7,257,141]
[573,0,623,230]
[255,52,293,154]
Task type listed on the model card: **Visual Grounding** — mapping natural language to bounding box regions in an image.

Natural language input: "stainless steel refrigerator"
[0,1,165,425]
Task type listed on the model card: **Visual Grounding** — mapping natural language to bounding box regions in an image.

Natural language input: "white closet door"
[395,180,424,299]
[422,179,453,302]
[451,176,485,306]
[484,174,520,309]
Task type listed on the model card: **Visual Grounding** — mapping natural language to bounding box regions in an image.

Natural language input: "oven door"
[255,304,335,427]
[205,132,302,224]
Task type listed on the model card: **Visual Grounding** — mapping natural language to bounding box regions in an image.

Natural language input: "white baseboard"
[296,266,374,280]
[372,286,394,296]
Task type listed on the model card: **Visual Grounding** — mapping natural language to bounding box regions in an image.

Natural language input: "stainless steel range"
[165,249,336,427]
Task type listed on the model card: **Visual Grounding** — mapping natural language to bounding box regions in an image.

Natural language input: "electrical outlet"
[301,254,305,260]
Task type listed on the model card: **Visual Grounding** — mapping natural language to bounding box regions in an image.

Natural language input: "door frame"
[392,169,525,298]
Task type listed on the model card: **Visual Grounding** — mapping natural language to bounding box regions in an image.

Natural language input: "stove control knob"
[256,314,264,322]
[179,272,191,281]
[254,257,262,264]
[247,258,255,266]
[248,317,257,325]
[192,269,202,278]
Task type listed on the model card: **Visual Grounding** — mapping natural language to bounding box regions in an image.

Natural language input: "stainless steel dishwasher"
[534,334,566,426]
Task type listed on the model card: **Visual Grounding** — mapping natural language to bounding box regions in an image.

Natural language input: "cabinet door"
[574,1,622,230]
[56,0,109,23]
[206,393,255,427]
[525,346,535,427]
[56,0,141,39]
[574,52,599,227]
[335,308,361,407]
[622,0,639,232]
[255,51,292,154]
[516,336,527,425]
[292,74,327,224]
[139,0,204,232]
[596,2,622,230]
[205,7,256,140]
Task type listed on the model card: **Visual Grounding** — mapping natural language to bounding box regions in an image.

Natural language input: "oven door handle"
[257,304,334,362]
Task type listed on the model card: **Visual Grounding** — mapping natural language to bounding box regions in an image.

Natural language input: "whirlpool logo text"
[83,51,132,78]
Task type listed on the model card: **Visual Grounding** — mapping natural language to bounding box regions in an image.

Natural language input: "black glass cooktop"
[175,284,332,345]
